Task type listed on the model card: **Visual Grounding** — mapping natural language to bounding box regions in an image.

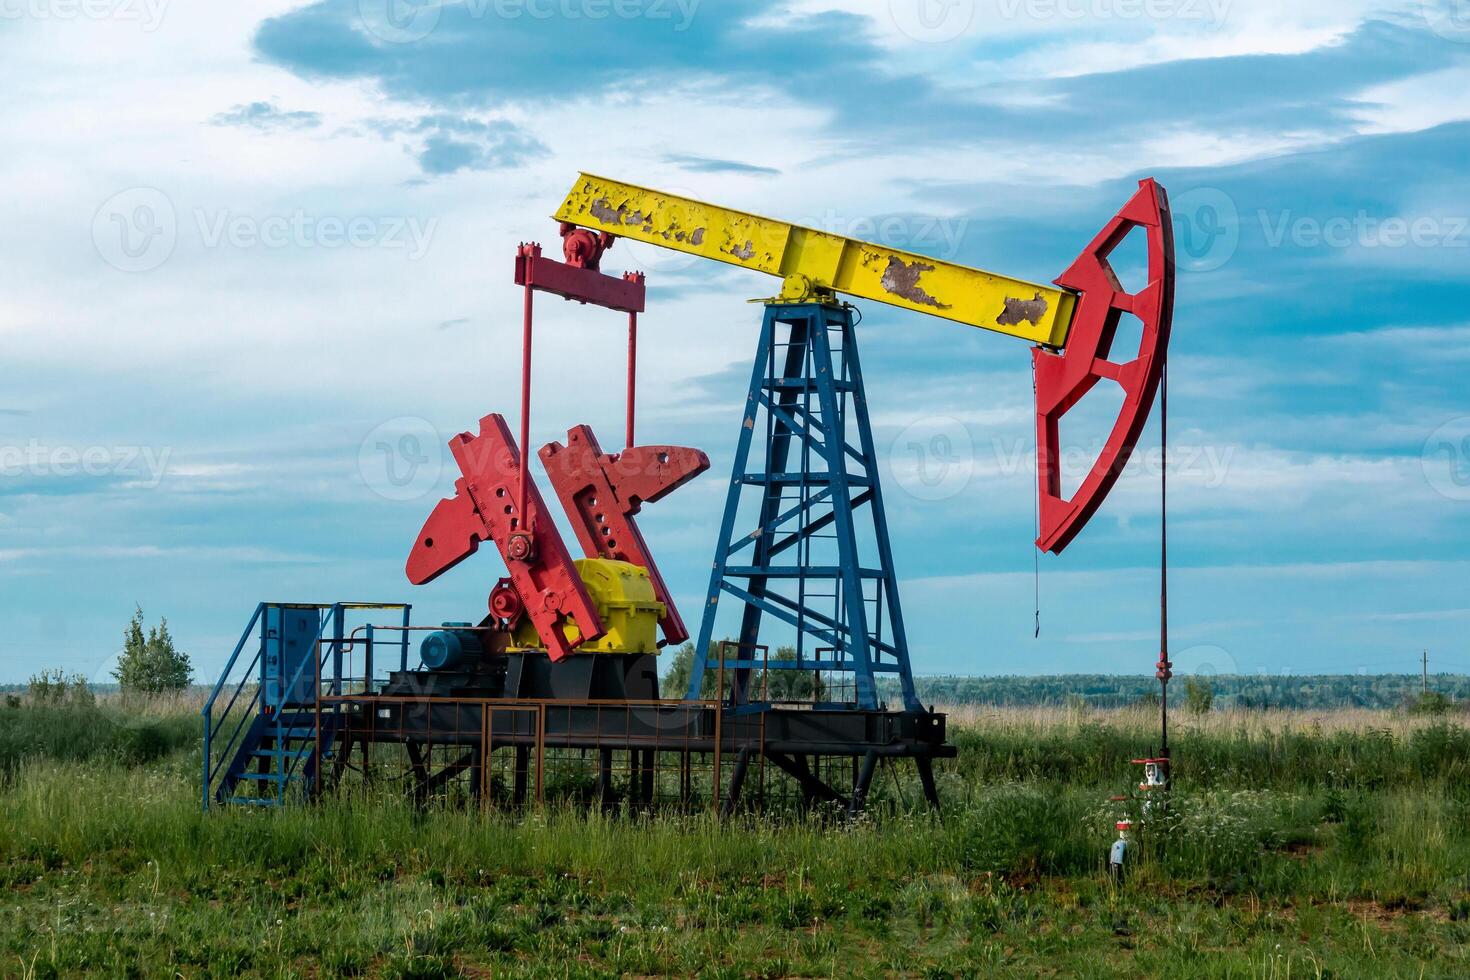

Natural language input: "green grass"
[2,701,1469,977]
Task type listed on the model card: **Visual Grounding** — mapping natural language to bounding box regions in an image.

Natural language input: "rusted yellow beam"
[554,173,1076,347]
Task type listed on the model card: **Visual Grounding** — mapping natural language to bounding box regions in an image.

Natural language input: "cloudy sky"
[2,0,1468,685]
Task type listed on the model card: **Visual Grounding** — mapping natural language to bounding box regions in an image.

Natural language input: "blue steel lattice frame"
[686,302,920,712]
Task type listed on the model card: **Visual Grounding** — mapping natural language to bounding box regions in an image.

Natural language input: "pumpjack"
[202,173,1175,814]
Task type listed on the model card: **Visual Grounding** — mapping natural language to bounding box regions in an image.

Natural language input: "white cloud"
[1350,64,1470,134]
[780,0,1400,77]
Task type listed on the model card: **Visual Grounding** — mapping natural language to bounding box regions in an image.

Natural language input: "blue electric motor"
[419,622,483,671]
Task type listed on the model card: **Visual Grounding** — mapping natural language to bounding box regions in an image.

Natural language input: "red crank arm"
[1033,178,1175,554]
[405,413,605,661]
[539,425,710,646]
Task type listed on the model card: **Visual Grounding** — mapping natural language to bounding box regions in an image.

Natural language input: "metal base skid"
[325,693,952,815]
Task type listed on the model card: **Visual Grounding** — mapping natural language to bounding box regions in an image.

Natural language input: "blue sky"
[2,0,1468,684]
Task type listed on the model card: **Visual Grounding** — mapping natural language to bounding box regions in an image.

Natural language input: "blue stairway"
[213,709,340,807]
[202,602,411,809]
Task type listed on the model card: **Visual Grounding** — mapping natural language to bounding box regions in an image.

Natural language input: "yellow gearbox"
[508,558,665,656]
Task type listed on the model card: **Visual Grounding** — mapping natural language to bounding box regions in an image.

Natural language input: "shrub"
[26,670,94,707]
[1409,691,1452,716]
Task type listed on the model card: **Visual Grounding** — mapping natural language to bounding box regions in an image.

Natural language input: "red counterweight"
[405,413,605,661]
[540,425,710,646]
[1033,178,1176,554]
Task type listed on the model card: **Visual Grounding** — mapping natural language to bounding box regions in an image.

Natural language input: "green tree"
[664,641,832,702]
[1184,677,1215,715]
[113,606,193,694]
[759,646,826,702]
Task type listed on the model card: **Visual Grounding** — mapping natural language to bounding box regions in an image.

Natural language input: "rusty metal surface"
[554,173,1076,346]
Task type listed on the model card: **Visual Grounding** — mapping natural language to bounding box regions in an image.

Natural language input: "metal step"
[252,746,327,760]
[263,726,321,737]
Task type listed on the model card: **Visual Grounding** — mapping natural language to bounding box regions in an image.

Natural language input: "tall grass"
[2,700,1469,977]
[944,705,1470,790]
[0,700,197,777]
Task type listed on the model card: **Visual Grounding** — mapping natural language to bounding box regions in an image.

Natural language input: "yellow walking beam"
[554,173,1077,347]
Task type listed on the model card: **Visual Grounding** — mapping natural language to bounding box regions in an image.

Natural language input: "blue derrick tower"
[687,301,921,713]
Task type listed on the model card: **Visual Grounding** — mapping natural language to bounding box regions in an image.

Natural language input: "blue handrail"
[202,602,266,811]
[203,602,265,715]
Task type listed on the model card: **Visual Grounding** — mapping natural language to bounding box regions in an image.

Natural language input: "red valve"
[1033,179,1175,554]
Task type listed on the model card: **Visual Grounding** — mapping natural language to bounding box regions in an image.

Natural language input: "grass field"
[2,696,1469,977]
